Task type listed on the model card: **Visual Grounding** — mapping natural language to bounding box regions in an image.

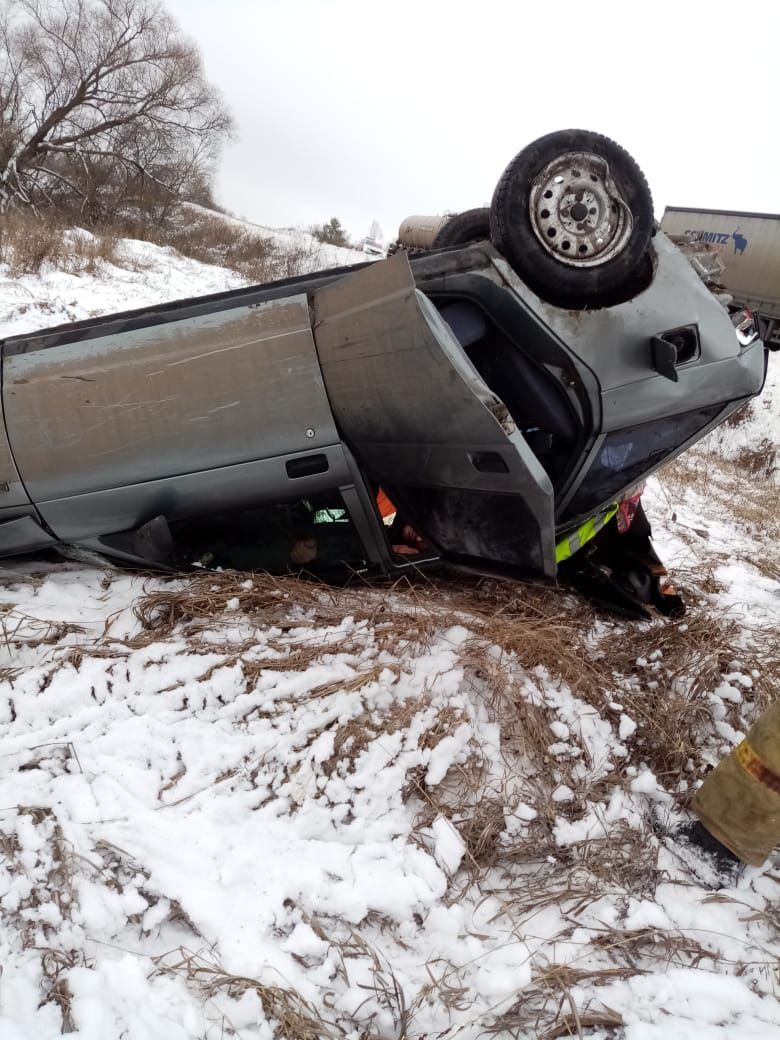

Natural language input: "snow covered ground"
[0,217,369,343]
[0,236,244,341]
[180,203,375,269]
[0,245,779,1039]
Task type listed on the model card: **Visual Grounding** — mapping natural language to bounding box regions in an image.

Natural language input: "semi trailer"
[660,207,780,348]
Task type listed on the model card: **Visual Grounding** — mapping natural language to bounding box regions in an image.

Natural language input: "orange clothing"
[376,488,397,525]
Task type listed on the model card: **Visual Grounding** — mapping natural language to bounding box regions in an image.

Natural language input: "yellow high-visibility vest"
[555,503,619,565]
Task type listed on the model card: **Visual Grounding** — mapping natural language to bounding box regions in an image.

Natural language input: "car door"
[2,295,349,546]
[311,253,556,578]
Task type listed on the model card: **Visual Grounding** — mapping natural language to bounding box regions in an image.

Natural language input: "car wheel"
[432,207,491,248]
[490,129,654,308]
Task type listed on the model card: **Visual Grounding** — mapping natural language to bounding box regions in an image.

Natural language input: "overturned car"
[0,131,769,614]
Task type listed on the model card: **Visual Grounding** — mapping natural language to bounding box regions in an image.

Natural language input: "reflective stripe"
[555,504,619,564]
[735,740,780,797]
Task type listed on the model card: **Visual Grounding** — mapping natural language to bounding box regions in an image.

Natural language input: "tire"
[432,207,491,248]
[490,130,654,308]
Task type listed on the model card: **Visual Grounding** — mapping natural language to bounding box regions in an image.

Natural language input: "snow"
[0,238,239,341]
[0,211,370,342]
[619,713,638,740]
[182,202,372,269]
[703,373,780,476]
[0,244,779,1038]
[431,815,467,874]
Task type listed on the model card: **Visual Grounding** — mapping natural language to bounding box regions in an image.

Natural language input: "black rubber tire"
[490,130,654,308]
[432,207,491,248]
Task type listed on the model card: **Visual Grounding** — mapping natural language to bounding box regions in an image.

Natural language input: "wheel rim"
[528,150,634,267]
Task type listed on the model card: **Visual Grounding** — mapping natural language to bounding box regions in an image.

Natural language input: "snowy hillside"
[181,203,372,270]
[0,247,779,1040]
[0,214,370,343]
[0,236,245,341]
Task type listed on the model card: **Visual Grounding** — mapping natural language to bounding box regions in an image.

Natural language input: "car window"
[169,491,368,575]
[563,404,724,520]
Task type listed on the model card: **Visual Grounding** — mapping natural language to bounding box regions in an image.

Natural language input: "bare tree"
[0,0,233,218]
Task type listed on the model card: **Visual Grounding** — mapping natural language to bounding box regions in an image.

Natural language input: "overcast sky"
[165,0,780,244]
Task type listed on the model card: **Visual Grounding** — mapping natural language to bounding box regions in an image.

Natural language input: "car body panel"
[0,417,29,511]
[36,445,354,546]
[490,235,766,430]
[4,295,337,505]
[0,401,48,553]
[599,344,764,427]
[0,514,58,553]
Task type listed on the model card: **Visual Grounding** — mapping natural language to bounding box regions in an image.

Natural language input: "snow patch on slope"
[700,352,779,474]
[0,207,372,343]
[0,237,245,340]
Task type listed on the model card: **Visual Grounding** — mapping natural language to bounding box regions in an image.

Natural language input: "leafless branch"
[0,0,233,217]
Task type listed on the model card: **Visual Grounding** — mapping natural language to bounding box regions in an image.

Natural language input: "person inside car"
[556,489,685,620]
[376,487,429,556]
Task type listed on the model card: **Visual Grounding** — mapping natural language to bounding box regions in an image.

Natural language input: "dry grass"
[129,570,595,683]
[133,208,279,282]
[720,401,753,429]
[1,204,333,287]
[0,607,86,650]
[294,915,475,1036]
[0,804,82,1032]
[0,211,68,274]
[38,949,87,1034]
[128,205,329,283]
[453,793,507,865]
[125,560,776,809]
[487,922,722,1039]
[152,947,330,1040]
[593,611,741,784]
[1,806,74,947]
[131,571,345,641]
[733,438,778,479]
[404,758,504,875]
[147,912,732,1040]
[321,698,419,777]
[0,211,120,275]
[487,963,628,1039]
[661,441,780,552]
[574,819,660,891]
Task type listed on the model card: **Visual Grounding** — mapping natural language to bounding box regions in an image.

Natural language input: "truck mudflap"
[311,252,556,578]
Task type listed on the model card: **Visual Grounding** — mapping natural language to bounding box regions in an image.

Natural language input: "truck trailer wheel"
[490,130,654,308]
[432,207,491,248]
